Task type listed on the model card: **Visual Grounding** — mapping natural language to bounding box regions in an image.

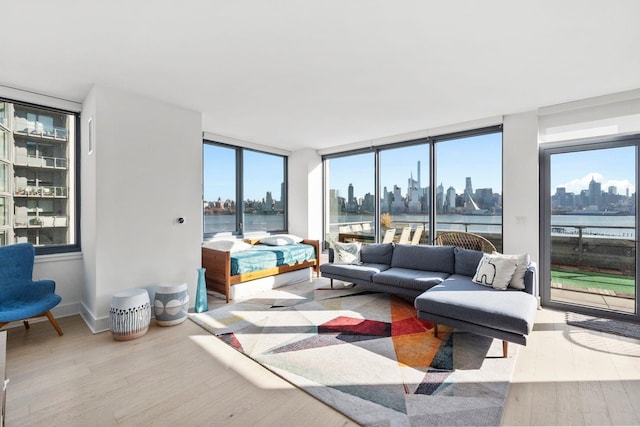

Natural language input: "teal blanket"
[231,243,316,275]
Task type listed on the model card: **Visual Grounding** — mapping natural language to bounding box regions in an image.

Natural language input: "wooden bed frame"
[201,239,320,303]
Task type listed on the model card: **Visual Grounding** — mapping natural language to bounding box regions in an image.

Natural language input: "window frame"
[203,139,288,239]
[539,133,640,321]
[0,97,81,255]
[322,125,503,247]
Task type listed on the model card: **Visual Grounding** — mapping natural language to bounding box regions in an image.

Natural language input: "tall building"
[588,176,602,208]
[0,101,73,246]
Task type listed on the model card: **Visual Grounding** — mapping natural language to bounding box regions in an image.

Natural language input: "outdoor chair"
[411,226,424,245]
[398,226,412,244]
[0,243,63,336]
[434,231,497,253]
[382,228,396,243]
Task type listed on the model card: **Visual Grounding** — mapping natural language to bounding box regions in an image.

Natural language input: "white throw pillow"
[202,239,252,253]
[493,252,530,290]
[331,241,362,265]
[259,234,304,246]
[472,253,518,290]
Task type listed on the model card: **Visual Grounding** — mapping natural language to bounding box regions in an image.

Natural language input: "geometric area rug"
[189,281,517,426]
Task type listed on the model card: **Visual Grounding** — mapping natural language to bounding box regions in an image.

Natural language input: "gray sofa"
[320,243,538,357]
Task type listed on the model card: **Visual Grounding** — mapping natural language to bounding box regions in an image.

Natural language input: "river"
[205,213,636,238]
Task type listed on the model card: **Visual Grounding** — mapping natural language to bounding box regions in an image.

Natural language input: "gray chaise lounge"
[320,243,538,357]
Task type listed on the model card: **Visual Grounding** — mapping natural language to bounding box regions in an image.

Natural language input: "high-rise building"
[0,101,74,246]
[589,176,602,208]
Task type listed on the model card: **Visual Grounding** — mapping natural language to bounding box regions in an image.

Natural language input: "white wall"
[35,253,84,319]
[502,111,540,264]
[288,148,323,240]
[81,86,203,332]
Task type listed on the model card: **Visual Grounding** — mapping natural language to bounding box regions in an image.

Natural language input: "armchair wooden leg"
[502,340,508,358]
[23,320,30,330]
[434,323,439,337]
[45,311,63,336]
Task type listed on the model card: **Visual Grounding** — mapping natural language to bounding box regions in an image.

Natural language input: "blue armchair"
[0,243,63,336]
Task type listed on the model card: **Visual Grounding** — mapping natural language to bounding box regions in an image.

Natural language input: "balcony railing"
[14,154,67,169]
[13,119,68,141]
[14,185,68,198]
[14,215,68,228]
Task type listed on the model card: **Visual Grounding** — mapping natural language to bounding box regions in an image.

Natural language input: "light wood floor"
[3,293,640,426]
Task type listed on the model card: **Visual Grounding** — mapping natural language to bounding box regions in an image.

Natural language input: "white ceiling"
[2,1,639,152]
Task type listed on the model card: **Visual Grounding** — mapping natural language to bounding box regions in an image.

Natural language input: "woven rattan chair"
[434,231,496,253]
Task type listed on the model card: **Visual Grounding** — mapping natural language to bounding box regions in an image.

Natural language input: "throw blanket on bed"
[230,243,316,275]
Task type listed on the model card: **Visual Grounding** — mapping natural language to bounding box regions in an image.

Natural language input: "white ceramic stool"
[110,288,151,341]
[154,283,189,326]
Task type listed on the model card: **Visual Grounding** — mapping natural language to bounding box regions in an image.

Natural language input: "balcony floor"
[551,287,636,313]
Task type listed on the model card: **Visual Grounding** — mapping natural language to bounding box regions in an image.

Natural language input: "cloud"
[557,172,635,195]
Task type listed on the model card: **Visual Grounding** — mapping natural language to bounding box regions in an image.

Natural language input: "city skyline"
[204,136,637,207]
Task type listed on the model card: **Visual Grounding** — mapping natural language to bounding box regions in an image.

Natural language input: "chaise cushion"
[391,244,455,274]
[320,263,390,282]
[372,267,449,292]
[415,275,538,336]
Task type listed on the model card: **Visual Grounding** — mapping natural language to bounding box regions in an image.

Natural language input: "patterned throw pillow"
[472,253,518,290]
[331,241,362,265]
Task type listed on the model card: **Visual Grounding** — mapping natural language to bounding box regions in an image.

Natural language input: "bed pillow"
[259,234,304,246]
[492,252,531,290]
[202,239,252,253]
[472,253,518,290]
[331,241,362,265]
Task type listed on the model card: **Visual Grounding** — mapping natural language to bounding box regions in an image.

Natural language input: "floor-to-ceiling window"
[541,135,639,319]
[324,152,375,247]
[203,140,287,238]
[379,142,430,243]
[323,126,502,247]
[435,131,503,251]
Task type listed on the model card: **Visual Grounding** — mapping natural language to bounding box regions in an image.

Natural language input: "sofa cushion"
[320,263,390,282]
[415,275,538,336]
[372,267,449,292]
[391,244,455,274]
[454,247,484,277]
[360,243,394,265]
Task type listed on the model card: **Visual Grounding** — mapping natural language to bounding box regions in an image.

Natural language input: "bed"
[201,238,320,302]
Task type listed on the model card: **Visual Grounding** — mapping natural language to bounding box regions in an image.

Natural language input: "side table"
[110,289,151,341]
[154,283,189,326]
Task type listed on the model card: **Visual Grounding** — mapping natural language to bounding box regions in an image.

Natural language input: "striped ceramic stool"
[110,289,151,341]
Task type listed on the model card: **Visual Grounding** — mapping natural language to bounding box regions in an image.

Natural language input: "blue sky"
[203,136,636,202]
[204,145,286,201]
[550,145,635,195]
[329,133,503,199]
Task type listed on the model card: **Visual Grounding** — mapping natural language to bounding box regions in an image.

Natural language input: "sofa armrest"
[524,261,538,297]
[327,248,335,263]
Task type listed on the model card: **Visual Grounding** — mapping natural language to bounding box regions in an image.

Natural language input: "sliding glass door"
[541,136,639,318]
